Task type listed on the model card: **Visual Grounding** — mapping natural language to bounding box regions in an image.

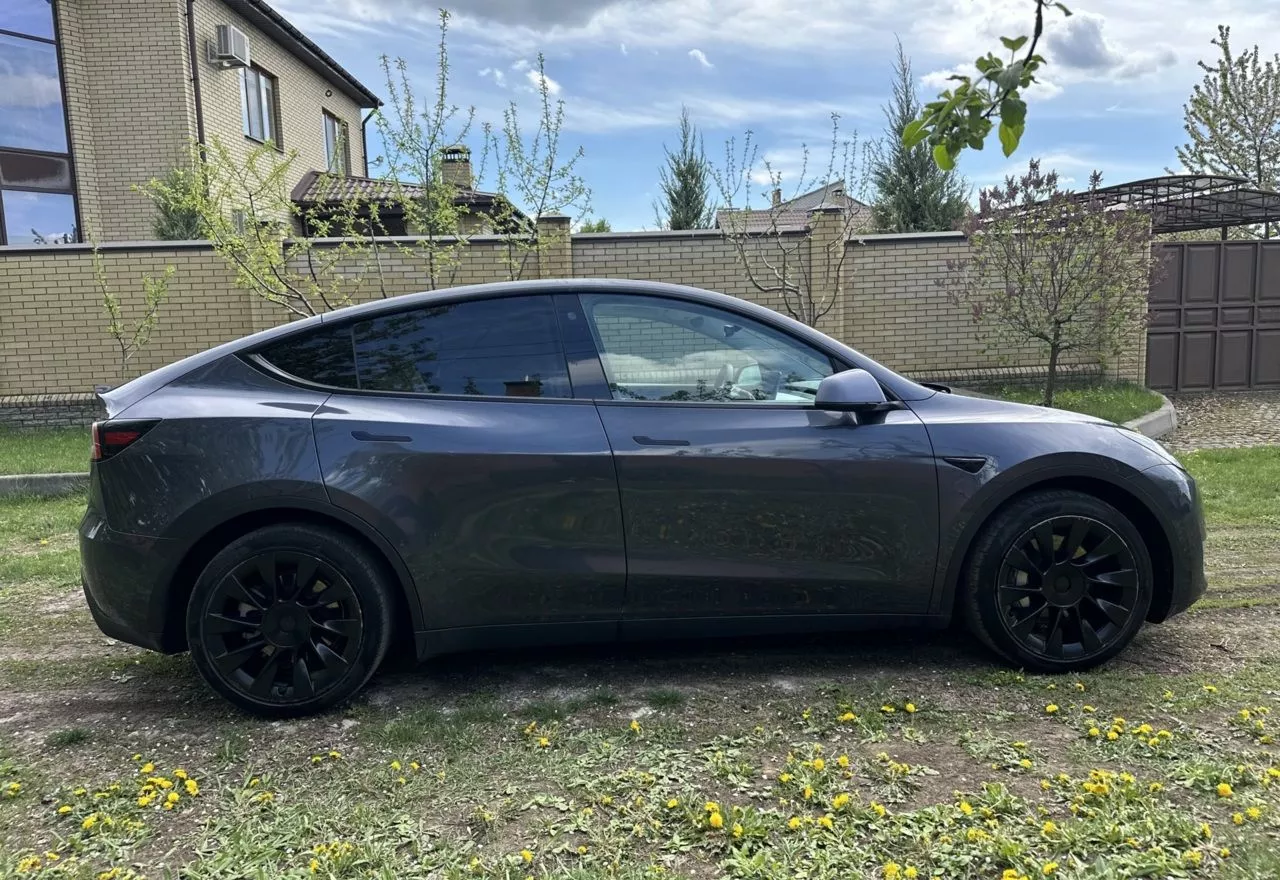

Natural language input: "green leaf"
[998,121,1022,157]
[902,119,929,148]
[933,143,956,170]
[1000,35,1029,52]
[1054,2,1073,16]
[1000,95,1028,130]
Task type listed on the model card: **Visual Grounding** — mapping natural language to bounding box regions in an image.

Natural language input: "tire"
[186,523,393,717]
[962,490,1154,673]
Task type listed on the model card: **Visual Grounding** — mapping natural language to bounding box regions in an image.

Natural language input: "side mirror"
[815,369,896,413]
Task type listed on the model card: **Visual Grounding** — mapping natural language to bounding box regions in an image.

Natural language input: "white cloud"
[479,67,507,87]
[688,48,714,69]
[525,67,562,95]
[619,42,628,55]
[511,58,531,72]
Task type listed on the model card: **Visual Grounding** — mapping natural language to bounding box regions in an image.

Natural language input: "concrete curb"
[1123,393,1178,440]
[0,472,88,498]
[0,392,1180,500]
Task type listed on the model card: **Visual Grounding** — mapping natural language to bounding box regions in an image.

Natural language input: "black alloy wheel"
[203,552,363,702]
[996,516,1140,661]
[962,490,1154,672]
[187,524,393,717]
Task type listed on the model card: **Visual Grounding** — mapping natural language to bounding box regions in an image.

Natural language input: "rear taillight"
[90,420,159,462]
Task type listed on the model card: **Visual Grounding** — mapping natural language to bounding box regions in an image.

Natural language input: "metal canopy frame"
[1068,174,1280,236]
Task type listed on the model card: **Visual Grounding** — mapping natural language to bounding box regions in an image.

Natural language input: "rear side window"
[259,325,357,388]
[353,295,571,397]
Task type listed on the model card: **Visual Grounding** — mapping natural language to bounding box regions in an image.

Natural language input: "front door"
[576,292,939,624]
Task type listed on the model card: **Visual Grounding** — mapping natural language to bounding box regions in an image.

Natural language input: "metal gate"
[1146,241,1280,392]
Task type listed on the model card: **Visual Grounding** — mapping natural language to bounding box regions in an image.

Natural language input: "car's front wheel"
[186,523,393,717]
[962,490,1154,672]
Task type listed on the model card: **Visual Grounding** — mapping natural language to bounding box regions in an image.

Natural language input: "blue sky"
[275,0,1280,232]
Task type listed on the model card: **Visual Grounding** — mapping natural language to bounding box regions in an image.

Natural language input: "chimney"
[442,144,472,190]
[771,188,782,207]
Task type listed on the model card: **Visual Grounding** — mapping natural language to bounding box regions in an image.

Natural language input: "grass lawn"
[0,427,89,476]
[979,381,1165,424]
[0,450,1277,878]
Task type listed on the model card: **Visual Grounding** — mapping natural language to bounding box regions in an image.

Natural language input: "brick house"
[0,0,381,246]
[715,182,872,234]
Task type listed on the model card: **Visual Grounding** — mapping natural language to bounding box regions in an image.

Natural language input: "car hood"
[908,389,1115,428]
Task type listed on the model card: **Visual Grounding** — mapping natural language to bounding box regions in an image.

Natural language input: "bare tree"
[941,159,1158,406]
[711,114,869,327]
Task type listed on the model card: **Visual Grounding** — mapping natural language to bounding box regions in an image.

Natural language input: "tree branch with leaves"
[95,242,173,383]
[908,1,1072,169]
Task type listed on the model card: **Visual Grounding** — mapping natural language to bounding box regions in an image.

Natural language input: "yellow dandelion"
[732,822,744,837]
[1217,782,1234,798]
[82,813,99,830]
[173,768,188,780]
[708,811,724,829]
[1106,730,1119,741]
[959,800,974,816]
[1149,782,1164,792]
[329,751,342,760]
[812,757,825,772]
[1204,684,1218,693]
[521,849,534,863]
[390,760,401,771]
[140,762,154,774]
[1184,851,1203,867]
[883,863,902,880]
[1040,779,1052,791]
[1042,820,1057,835]
[803,785,814,800]
[837,754,850,768]
[818,814,833,830]
[779,772,793,783]
[1201,823,1213,839]
[185,779,199,796]
[1233,812,1245,825]
[881,705,895,714]
[838,711,856,722]
[630,719,641,733]
[788,816,801,830]
[309,859,320,874]
[871,802,887,818]
[666,798,679,809]
[905,702,917,713]
[1045,704,1059,714]
[1019,759,1033,769]
[1042,862,1059,876]
[1220,847,1231,858]
[57,804,72,815]
[1087,727,1100,737]
[1247,806,1263,820]
[537,737,550,748]
[705,801,719,813]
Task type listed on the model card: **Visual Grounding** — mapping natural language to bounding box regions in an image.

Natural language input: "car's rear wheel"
[186,524,392,717]
[962,490,1153,672]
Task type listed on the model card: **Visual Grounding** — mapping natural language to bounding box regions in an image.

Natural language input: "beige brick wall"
[0,229,1147,397]
[0,244,254,395]
[58,0,194,241]
[191,0,366,184]
[54,0,370,243]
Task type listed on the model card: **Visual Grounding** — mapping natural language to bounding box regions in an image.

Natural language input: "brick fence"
[0,217,1144,426]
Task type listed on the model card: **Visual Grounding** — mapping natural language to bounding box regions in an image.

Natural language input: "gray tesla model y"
[80,279,1205,716]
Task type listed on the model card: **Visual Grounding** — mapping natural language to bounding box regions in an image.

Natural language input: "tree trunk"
[1043,341,1060,407]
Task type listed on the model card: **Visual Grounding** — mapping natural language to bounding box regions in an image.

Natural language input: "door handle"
[351,430,412,443]
[633,435,690,447]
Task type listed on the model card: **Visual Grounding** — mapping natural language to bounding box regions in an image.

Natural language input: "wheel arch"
[158,500,423,657]
[935,469,1176,625]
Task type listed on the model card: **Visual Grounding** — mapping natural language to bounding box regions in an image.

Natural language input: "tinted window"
[353,296,571,397]
[260,325,357,388]
[581,294,833,403]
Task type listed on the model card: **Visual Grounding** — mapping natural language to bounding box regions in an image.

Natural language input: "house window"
[0,0,78,246]
[323,111,350,175]
[240,66,279,145]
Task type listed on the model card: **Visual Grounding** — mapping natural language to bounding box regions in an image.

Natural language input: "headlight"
[1116,427,1183,469]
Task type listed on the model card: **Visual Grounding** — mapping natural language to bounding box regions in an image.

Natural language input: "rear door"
[574,292,940,626]
[257,294,627,635]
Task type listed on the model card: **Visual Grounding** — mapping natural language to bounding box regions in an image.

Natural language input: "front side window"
[323,111,349,174]
[353,296,571,397]
[580,294,834,403]
[240,67,278,144]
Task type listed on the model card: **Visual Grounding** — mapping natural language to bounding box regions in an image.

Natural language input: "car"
[80,279,1205,716]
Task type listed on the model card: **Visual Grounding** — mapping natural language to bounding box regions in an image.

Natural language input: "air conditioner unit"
[210,24,250,68]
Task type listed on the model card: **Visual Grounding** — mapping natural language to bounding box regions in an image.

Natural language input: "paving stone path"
[1163,391,1280,451]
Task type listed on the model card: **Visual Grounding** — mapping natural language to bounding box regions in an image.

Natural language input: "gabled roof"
[290,171,525,220]
[223,0,381,107]
[715,181,871,233]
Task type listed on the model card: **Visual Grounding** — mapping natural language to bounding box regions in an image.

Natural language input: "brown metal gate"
[1146,241,1280,392]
